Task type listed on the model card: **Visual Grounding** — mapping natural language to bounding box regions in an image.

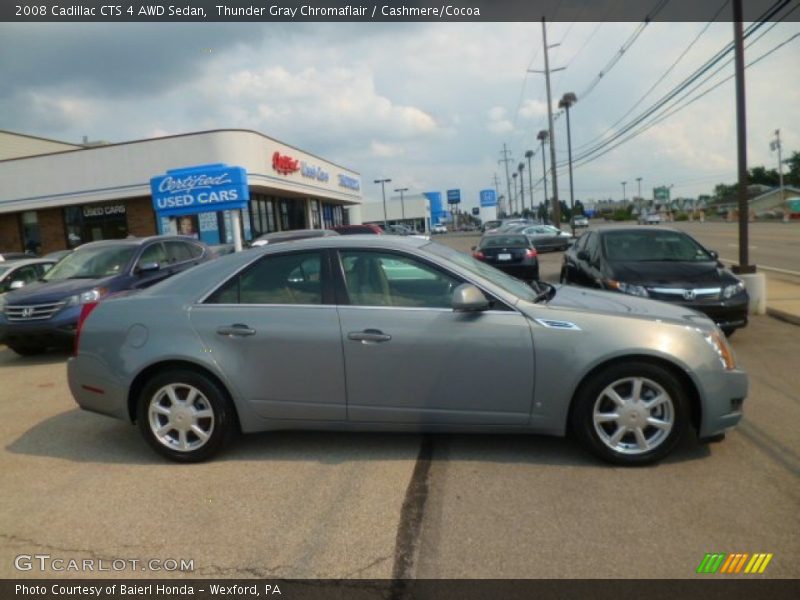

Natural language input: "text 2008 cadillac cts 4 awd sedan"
[68,236,747,465]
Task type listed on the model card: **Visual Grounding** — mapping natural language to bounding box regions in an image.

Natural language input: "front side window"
[43,245,137,281]
[340,250,460,308]
[206,251,323,305]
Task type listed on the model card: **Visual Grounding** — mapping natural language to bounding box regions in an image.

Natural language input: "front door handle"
[216,324,256,337]
[347,329,392,344]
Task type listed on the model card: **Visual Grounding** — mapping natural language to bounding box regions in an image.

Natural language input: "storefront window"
[63,203,128,246]
[63,207,84,248]
[310,199,321,229]
[20,211,41,254]
[250,195,277,235]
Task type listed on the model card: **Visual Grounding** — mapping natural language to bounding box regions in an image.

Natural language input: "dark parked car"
[0,236,211,355]
[472,234,539,282]
[509,223,574,252]
[332,224,385,235]
[0,258,56,294]
[560,227,748,336]
[250,228,339,247]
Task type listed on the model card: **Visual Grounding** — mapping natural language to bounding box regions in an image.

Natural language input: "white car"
[431,224,448,234]
[639,213,662,225]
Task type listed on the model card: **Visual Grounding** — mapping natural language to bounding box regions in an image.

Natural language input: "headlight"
[606,279,649,298]
[65,288,109,307]
[704,329,736,370]
[722,280,746,299]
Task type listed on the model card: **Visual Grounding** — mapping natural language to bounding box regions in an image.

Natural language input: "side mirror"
[452,283,489,312]
[137,262,160,274]
[709,250,719,260]
[9,280,25,290]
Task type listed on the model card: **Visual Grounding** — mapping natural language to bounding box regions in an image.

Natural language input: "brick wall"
[126,197,157,237]
[0,214,22,252]
[38,208,66,254]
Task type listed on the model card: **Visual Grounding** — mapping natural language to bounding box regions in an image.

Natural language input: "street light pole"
[525,150,534,217]
[537,130,549,223]
[394,187,409,223]
[374,178,391,228]
[636,177,642,215]
[559,92,577,235]
[512,172,518,215]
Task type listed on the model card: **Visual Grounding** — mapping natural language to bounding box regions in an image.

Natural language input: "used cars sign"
[150,163,249,217]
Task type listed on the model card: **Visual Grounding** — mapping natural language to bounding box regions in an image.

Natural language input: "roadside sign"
[447,189,461,204]
[479,189,497,207]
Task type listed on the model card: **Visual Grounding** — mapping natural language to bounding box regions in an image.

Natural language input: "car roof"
[597,225,681,235]
[74,235,206,250]
[0,257,55,267]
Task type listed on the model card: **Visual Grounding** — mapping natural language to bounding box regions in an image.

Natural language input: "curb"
[767,307,800,327]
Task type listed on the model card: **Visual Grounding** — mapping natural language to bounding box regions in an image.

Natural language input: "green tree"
[784,151,800,186]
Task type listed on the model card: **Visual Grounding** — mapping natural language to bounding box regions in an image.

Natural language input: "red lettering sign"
[272,151,300,175]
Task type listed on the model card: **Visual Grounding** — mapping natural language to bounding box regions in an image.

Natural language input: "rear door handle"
[347,329,392,344]
[216,324,256,337]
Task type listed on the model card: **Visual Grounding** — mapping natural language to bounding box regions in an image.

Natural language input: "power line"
[577,0,673,102]
[564,0,792,167]
[567,29,800,172]
[572,0,731,153]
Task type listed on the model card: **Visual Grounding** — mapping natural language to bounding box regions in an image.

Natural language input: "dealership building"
[0,129,362,254]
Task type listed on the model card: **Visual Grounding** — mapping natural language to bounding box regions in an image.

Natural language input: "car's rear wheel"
[571,362,688,466]
[7,342,47,356]
[137,369,236,462]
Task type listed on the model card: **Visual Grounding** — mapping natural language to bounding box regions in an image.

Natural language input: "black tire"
[570,361,689,466]
[137,369,237,463]
[7,343,47,356]
[721,327,736,338]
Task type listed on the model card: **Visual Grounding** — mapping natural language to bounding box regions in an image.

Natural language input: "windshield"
[43,245,137,281]
[424,242,537,302]
[480,235,529,248]
[602,230,713,262]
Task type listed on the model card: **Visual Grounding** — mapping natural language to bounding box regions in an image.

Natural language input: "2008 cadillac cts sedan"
[68,236,747,465]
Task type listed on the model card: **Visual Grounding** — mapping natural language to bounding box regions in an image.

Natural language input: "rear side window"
[206,251,323,305]
[165,241,193,263]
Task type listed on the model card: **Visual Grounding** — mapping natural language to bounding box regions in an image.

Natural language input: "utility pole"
[771,129,787,222]
[732,0,754,274]
[529,18,564,227]
[537,130,549,223]
[499,144,513,218]
[525,150,534,216]
[518,162,526,214]
[621,181,627,203]
[636,177,643,215]
[512,172,518,215]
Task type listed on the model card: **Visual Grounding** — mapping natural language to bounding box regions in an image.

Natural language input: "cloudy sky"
[1,17,798,210]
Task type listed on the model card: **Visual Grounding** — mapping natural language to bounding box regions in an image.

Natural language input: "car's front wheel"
[137,369,237,462]
[571,362,689,466]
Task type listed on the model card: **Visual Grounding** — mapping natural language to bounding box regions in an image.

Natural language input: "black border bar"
[3,0,799,23]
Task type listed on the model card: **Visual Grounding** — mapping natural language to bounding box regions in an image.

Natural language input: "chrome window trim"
[190,303,334,310]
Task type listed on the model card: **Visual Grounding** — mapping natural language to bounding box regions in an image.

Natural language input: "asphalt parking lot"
[1,231,798,579]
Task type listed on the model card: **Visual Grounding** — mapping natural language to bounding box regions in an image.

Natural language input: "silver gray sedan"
[68,236,747,465]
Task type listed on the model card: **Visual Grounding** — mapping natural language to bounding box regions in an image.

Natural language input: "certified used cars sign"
[150,163,249,217]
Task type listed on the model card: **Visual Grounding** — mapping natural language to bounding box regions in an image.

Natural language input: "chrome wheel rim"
[592,377,674,455]
[148,383,215,452]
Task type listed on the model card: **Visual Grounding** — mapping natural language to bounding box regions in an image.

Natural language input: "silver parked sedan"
[68,236,747,465]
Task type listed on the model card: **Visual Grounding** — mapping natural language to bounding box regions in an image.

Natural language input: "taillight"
[472,250,485,260]
[525,248,538,259]
[74,301,99,356]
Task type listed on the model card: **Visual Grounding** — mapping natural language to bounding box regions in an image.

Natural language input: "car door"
[189,250,346,421]
[335,249,534,425]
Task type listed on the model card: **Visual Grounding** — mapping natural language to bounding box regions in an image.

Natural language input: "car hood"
[608,260,730,286]
[526,284,715,330]
[2,276,116,305]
